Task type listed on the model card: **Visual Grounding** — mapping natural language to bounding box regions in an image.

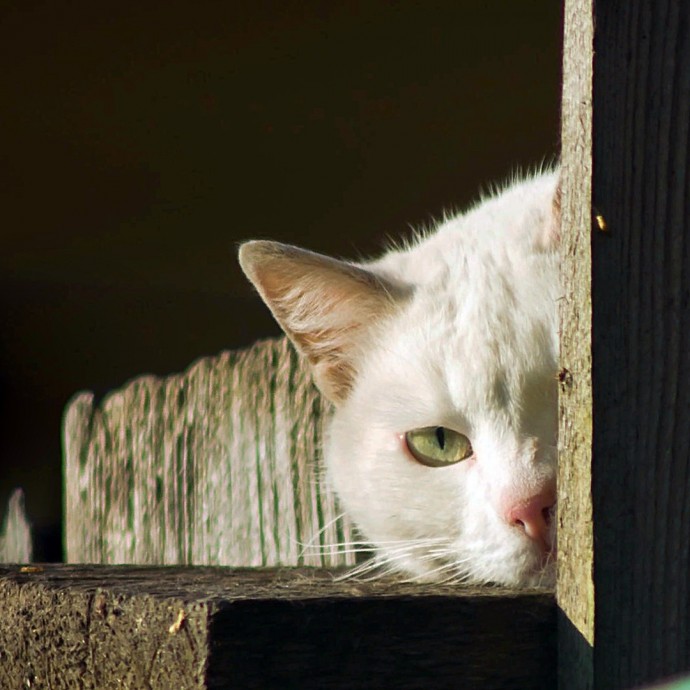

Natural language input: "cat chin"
[419,556,556,588]
[452,538,557,588]
[352,534,557,588]
[353,550,556,588]
[484,556,556,588]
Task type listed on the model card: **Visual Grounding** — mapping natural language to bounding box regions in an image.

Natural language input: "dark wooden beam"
[560,0,690,688]
[591,0,690,687]
[0,565,556,690]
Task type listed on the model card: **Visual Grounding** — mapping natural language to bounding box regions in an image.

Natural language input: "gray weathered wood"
[0,489,33,564]
[559,1,690,688]
[63,337,356,568]
[558,0,595,689]
[0,564,556,690]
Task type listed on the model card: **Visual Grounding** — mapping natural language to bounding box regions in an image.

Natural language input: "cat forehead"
[382,207,558,354]
[404,266,555,375]
[357,252,558,423]
[370,169,559,286]
[366,169,559,371]
[355,271,557,425]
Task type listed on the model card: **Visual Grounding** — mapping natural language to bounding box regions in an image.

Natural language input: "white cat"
[239,169,560,587]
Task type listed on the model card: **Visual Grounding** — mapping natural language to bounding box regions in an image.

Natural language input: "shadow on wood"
[558,608,594,690]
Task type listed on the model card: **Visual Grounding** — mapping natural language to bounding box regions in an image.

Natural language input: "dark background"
[0,1,561,560]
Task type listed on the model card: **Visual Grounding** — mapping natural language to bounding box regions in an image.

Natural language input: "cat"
[239,168,560,587]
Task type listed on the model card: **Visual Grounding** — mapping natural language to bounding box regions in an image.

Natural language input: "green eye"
[404,426,473,468]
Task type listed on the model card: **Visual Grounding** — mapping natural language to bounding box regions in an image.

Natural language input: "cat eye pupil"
[435,426,445,449]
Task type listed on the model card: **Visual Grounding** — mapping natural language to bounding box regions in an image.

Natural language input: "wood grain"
[559,1,690,687]
[591,1,690,687]
[558,1,595,688]
[0,564,556,690]
[63,337,356,568]
[0,489,32,563]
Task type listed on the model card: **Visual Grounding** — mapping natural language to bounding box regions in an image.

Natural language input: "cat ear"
[535,174,561,252]
[239,240,404,404]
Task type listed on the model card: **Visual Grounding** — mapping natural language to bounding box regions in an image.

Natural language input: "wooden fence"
[61,336,355,569]
[2,0,690,687]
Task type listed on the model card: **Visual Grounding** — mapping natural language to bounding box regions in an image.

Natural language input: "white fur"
[241,170,561,587]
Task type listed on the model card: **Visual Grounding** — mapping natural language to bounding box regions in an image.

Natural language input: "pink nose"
[504,490,555,551]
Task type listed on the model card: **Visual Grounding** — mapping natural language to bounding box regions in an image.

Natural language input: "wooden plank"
[590,1,690,687]
[63,337,356,568]
[0,489,33,563]
[560,0,690,688]
[558,1,595,689]
[0,564,556,690]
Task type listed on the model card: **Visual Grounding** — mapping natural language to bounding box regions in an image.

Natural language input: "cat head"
[239,170,560,587]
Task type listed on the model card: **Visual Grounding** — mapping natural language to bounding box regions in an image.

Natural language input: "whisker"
[298,535,446,552]
[296,511,349,555]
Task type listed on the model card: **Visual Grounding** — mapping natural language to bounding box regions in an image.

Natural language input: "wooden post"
[558,0,595,688]
[592,0,690,685]
[559,0,690,687]
[63,337,356,568]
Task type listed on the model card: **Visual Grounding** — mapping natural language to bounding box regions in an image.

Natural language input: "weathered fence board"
[559,0,690,688]
[63,337,355,568]
[0,564,556,690]
[0,489,33,563]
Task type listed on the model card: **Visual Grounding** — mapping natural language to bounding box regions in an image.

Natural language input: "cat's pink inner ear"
[239,240,400,404]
